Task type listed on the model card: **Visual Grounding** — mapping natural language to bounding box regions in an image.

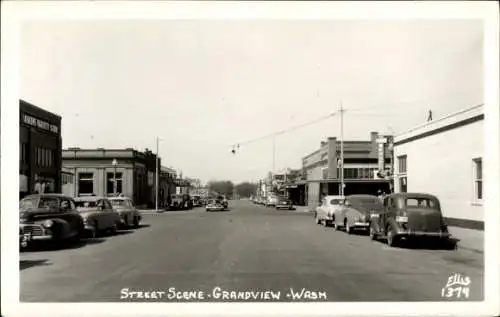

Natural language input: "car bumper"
[353,222,370,229]
[397,230,451,238]
[20,225,54,241]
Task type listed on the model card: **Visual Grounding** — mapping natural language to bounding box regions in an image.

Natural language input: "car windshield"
[33,197,60,210]
[330,199,341,205]
[19,198,39,211]
[110,199,132,208]
[75,200,99,208]
[405,198,437,208]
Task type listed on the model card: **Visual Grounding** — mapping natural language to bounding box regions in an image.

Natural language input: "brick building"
[19,100,62,199]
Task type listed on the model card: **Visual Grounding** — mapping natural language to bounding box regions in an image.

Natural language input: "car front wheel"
[387,225,397,247]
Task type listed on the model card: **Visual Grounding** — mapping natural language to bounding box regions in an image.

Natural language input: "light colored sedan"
[108,196,142,228]
[74,196,122,237]
[315,195,344,227]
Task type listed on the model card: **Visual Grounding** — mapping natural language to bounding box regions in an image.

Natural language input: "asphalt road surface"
[20,200,484,302]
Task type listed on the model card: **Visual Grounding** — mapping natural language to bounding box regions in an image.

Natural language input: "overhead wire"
[232,110,339,150]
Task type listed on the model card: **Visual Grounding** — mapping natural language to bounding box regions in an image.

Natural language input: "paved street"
[20,200,483,302]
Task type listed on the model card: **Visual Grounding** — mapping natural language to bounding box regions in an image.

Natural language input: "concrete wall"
[394,105,483,225]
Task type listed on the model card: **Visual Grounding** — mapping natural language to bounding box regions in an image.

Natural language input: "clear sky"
[20,19,483,184]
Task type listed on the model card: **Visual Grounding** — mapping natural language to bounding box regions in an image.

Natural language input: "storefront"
[19,100,62,199]
[62,148,163,207]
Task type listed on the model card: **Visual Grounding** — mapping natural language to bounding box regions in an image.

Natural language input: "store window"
[78,173,94,196]
[107,172,123,195]
[473,158,482,201]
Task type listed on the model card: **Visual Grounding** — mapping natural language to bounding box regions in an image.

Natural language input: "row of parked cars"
[314,192,457,249]
[251,195,295,210]
[19,193,143,249]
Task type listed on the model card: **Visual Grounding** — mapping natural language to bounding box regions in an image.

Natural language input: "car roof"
[108,196,132,200]
[388,193,439,200]
[74,196,108,201]
[347,194,378,199]
[324,195,344,200]
[22,193,71,199]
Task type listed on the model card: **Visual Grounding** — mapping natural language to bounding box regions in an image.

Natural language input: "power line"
[232,110,339,150]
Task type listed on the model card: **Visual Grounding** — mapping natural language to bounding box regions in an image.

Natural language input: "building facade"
[20,100,62,199]
[62,148,162,207]
[393,104,484,230]
[300,132,393,210]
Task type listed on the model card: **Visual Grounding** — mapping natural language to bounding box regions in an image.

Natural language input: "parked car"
[206,199,225,212]
[192,195,202,207]
[265,195,278,207]
[108,196,142,228]
[334,194,383,234]
[369,193,454,248]
[276,197,294,210]
[314,195,344,226]
[19,194,85,247]
[74,196,122,237]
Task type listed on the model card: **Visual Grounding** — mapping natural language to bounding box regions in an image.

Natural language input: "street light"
[112,159,118,196]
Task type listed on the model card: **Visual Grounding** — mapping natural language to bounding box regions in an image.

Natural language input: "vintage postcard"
[1,1,499,317]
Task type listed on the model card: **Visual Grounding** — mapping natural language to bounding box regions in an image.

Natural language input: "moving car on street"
[369,193,454,248]
[334,194,382,234]
[314,195,344,226]
[19,194,85,247]
[216,195,229,209]
[108,196,142,228]
[74,196,122,237]
[206,199,225,212]
[276,197,294,210]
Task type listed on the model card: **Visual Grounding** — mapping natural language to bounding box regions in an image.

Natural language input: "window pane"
[477,181,482,199]
[79,173,93,180]
[476,160,482,180]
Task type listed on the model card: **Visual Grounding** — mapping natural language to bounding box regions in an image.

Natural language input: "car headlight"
[396,216,408,222]
[43,219,54,228]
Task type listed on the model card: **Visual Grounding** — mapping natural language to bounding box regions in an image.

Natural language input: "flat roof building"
[20,100,62,198]
[393,104,484,230]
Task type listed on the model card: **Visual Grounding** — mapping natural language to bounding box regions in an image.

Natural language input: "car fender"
[369,213,381,230]
[384,218,402,235]
[36,218,70,238]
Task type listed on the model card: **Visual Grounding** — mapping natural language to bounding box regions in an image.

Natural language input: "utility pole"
[155,137,160,212]
[340,102,345,196]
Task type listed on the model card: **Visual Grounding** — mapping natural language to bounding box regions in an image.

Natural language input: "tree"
[235,182,258,198]
[207,180,235,197]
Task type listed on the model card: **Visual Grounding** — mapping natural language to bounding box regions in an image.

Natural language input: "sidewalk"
[290,205,312,213]
[448,226,484,254]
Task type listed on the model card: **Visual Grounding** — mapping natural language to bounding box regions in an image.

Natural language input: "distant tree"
[207,180,235,197]
[235,182,258,198]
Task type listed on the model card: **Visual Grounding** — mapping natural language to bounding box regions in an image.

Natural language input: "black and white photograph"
[1,1,499,317]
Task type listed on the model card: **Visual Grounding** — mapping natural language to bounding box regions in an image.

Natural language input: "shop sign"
[378,142,385,171]
[22,113,59,134]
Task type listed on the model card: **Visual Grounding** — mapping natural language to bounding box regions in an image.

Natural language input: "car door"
[58,198,79,237]
[380,196,395,234]
[103,199,118,227]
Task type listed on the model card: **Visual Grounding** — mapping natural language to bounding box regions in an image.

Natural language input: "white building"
[393,104,484,230]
